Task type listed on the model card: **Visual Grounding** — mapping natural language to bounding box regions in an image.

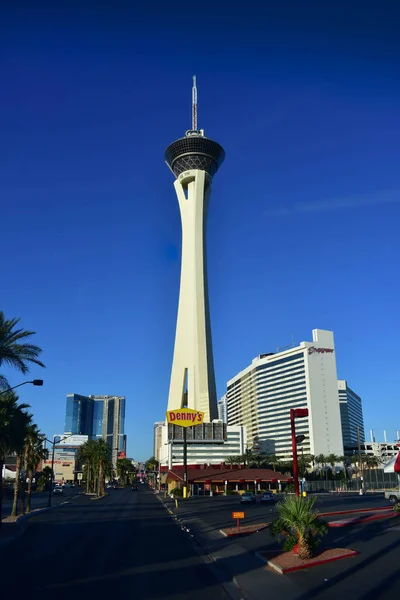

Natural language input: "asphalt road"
[169,492,392,532]
[0,486,230,600]
[1,487,79,516]
[166,492,400,600]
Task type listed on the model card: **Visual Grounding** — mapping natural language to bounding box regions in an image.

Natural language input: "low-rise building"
[155,420,247,468]
[165,466,291,495]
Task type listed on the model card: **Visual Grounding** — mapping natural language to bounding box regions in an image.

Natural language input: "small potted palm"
[270,495,328,560]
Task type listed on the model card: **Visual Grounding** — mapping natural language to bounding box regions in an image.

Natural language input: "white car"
[240,492,256,504]
[53,486,63,495]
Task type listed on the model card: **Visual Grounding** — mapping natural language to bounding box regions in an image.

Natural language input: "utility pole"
[357,426,364,491]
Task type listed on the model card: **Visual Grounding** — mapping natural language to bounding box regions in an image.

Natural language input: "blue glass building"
[64,394,126,464]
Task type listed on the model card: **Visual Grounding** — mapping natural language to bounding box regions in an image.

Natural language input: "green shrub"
[269,495,328,559]
[170,487,183,497]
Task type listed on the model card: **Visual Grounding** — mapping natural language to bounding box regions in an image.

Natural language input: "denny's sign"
[166,408,205,427]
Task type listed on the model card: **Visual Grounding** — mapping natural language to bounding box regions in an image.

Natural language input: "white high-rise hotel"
[226,329,345,459]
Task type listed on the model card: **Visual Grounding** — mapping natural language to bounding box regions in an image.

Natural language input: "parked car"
[132,485,138,491]
[260,491,275,504]
[53,486,63,495]
[240,492,256,504]
[385,490,400,504]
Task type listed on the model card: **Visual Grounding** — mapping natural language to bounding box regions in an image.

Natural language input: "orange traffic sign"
[166,408,205,428]
[232,511,245,519]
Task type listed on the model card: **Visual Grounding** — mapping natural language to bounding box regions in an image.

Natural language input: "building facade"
[64,394,126,465]
[157,421,247,467]
[64,394,94,436]
[361,441,400,463]
[217,395,227,423]
[338,380,365,449]
[153,421,165,463]
[226,329,344,460]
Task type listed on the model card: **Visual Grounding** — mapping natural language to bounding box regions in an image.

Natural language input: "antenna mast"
[192,75,198,131]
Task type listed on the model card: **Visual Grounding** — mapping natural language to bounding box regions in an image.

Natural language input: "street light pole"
[357,426,364,492]
[45,434,74,507]
[183,426,188,499]
[47,438,57,508]
[0,379,44,396]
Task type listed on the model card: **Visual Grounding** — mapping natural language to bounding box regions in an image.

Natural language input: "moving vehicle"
[132,485,138,491]
[240,492,256,504]
[53,485,63,495]
[260,491,275,504]
[385,490,400,503]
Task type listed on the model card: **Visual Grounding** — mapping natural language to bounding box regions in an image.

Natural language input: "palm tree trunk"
[20,456,27,515]
[20,477,26,515]
[11,454,22,517]
[98,460,103,497]
[0,457,4,529]
[26,468,33,513]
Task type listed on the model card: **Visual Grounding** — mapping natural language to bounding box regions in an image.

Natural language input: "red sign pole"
[290,409,300,497]
[290,408,309,497]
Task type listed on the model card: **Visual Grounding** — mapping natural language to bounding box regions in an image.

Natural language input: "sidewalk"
[0,492,82,548]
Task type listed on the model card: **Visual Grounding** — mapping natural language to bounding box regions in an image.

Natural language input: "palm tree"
[364,455,380,488]
[299,454,312,478]
[11,409,33,517]
[78,439,98,494]
[145,456,159,472]
[325,453,339,479]
[251,453,266,468]
[79,438,113,497]
[266,455,280,472]
[338,455,351,481]
[95,439,112,497]
[0,311,45,388]
[314,454,327,480]
[25,428,47,513]
[308,455,316,478]
[240,449,253,468]
[0,392,31,523]
[116,458,133,486]
[270,495,328,559]
[226,456,238,470]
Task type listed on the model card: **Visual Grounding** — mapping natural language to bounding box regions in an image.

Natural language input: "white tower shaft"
[167,169,218,422]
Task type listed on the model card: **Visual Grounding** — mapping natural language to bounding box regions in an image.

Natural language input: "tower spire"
[192,75,198,131]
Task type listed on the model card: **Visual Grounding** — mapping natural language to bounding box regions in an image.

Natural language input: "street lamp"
[44,434,75,507]
[290,408,309,497]
[0,379,44,396]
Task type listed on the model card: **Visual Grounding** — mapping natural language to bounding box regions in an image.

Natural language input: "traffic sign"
[232,511,244,533]
[77,473,83,480]
[232,511,244,519]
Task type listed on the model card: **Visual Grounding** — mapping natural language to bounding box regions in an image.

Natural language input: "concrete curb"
[220,524,269,538]
[155,495,245,600]
[328,512,398,527]
[255,549,359,574]
[319,505,393,517]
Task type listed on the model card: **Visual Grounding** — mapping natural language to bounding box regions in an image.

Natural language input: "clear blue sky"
[1,2,399,460]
